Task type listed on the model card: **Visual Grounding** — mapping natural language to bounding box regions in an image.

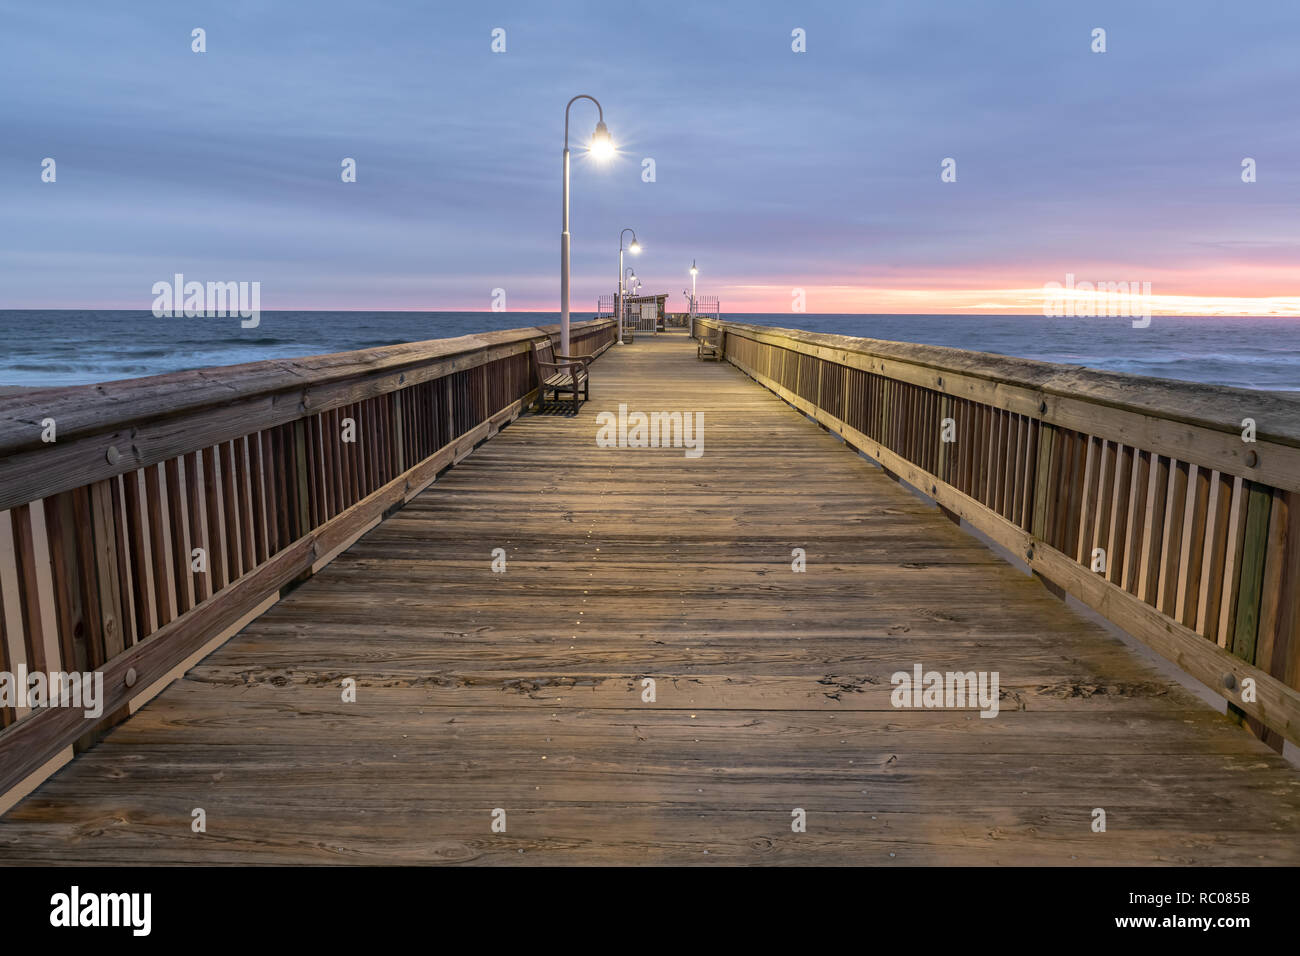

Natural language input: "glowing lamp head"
[590,121,614,160]
[689,265,698,277]
[629,240,641,254]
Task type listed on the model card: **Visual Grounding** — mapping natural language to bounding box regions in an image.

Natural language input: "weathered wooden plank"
[109,475,139,647]
[1252,489,1300,750]
[1157,461,1189,617]
[9,505,50,673]
[83,481,122,671]
[1030,424,1056,540]
[1217,475,1248,648]
[165,457,195,616]
[1091,441,1116,574]
[1175,464,1211,628]
[0,391,538,805]
[1231,482,1272,663]
[1196,471,1233,643]
[294,419,313,538]
[1136,454,1169,606]
[182,453,209,606]
[218,442,243,582]
[245,435,267,565]
[200,446,227,592]
[1,335,1296,867]
[142,464,174,629]
[1053,429,1080,553]
[729,340,1300,745]
[1121,449,1150,593]
[1074,436,1097,563]
[41,493,82,673]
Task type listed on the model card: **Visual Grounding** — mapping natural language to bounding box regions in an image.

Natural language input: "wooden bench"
[531,338,590,414]
[697,325,725,361]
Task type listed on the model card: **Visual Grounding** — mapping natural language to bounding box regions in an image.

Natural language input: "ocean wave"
[3,311,1299,391]
[5,362,87,373]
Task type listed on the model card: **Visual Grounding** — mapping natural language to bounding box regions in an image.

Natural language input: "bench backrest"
[531,338,556,384]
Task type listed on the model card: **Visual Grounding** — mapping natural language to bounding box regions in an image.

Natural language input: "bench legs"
[538,379,588,415]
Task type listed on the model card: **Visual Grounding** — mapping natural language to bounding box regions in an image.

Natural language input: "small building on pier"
[623,293,669,332]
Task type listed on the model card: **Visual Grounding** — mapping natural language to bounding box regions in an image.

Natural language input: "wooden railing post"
[392,391,406,473]
[1231,481,1272,662]
[443,377,454,443]
[1031,422,1057,541]
[935,395,947,482]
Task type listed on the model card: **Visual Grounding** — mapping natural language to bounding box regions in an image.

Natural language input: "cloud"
[2,0,1298,312]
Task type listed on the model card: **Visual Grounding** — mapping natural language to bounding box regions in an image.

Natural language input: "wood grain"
[1,335,1295,865]
[714,323,1300,746]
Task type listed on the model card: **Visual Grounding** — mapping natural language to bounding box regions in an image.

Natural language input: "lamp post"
[689,260,699,319]
[625,269,639,329]
[617,228,640,345]
[561,94,614,359]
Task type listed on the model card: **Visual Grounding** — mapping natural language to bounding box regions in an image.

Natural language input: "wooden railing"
[696,318,1300,749]
[0,318,617,803]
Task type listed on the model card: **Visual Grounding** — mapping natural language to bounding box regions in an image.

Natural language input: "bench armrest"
[555,353,592,368]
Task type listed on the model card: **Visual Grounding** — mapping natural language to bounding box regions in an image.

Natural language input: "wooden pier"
[1,323,1298,864]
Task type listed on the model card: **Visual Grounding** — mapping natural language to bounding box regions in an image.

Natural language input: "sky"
[2,0,1298,315]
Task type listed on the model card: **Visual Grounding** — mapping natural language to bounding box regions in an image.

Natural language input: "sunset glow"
[714,284,1300,317]
[4,4,1298,319]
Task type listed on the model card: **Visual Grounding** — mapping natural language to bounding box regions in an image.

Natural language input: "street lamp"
[689,260,699,318]
[561,94,614,358]
[626,270,640,326]
[617,228,640,345]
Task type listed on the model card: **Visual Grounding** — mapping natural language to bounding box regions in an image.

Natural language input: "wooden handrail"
[708,320,1300,480]
[0,318,618,805]
[0,321,613,513]
[696,317,1300,748]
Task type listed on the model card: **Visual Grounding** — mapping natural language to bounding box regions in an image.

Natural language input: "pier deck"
[2,334,1298,864]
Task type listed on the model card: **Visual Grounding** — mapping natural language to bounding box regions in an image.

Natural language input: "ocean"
[0,311,1296,392]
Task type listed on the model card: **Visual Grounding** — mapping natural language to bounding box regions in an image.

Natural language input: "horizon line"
[3,308,1300,319]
